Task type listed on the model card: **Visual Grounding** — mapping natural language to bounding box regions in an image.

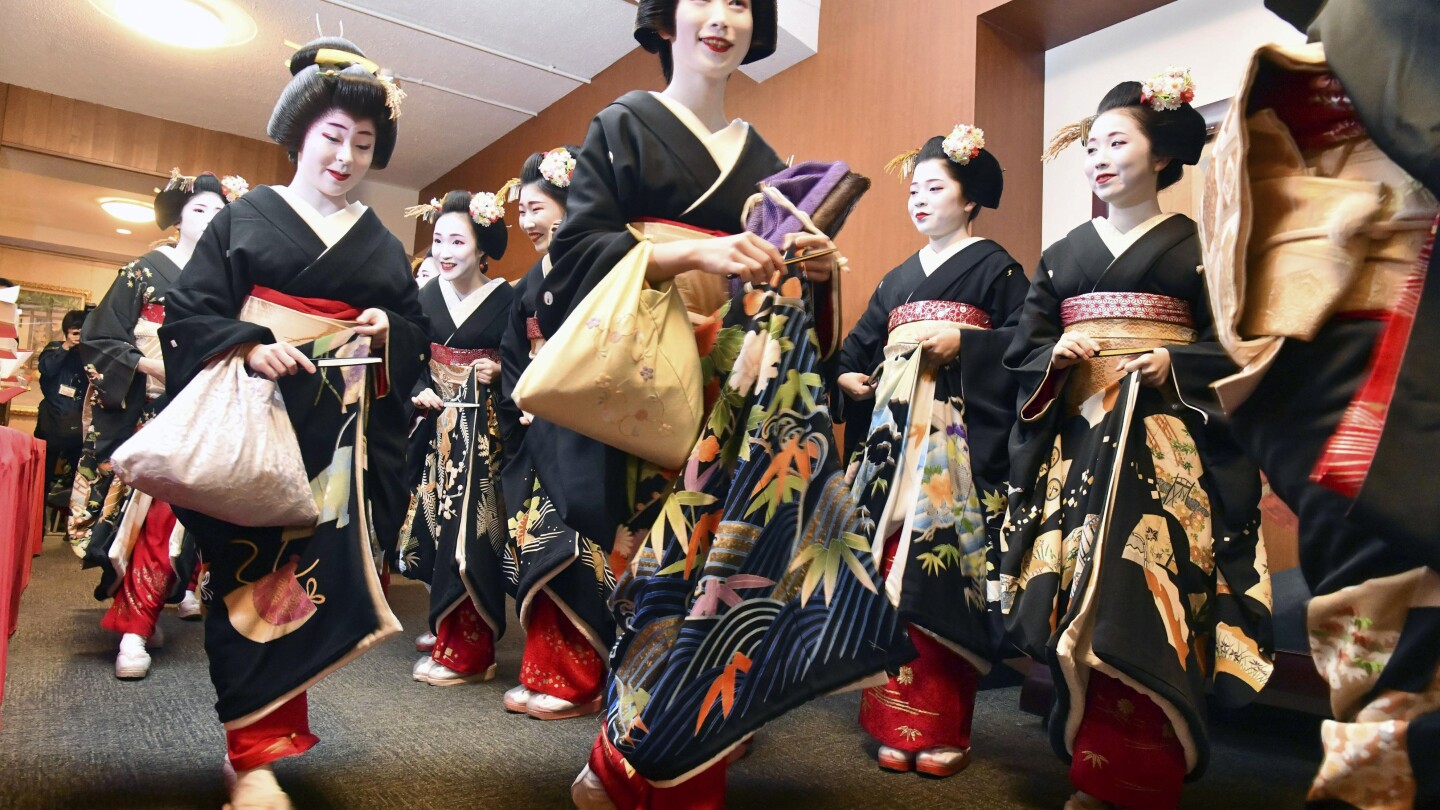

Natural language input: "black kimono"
[840,242,1026,663]
[531,90,787,544]
[999,215,1273,785]
[397,277,513,641]
[160,185,428,727]
[498,256,617,664]
[70,250,190,597]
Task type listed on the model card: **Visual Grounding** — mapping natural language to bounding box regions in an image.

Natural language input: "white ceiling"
[0,0,642,189]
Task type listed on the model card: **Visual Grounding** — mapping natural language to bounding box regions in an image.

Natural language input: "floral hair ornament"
[1140,66,1196,112]
[942,124,986,165]
[311,46,406,120]
[538,148,577,189]
[220,175,250,202]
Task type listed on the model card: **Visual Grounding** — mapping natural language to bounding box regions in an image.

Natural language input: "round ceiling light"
[90,0,257,49]
[99,198,156,224]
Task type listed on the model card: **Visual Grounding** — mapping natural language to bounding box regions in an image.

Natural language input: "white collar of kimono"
[649,92,750,218]
[271,184,368,249]
[540,253,553,277]
[919,235,986,277]
[152,243,189,269]
[1091,211,1178,261]
[440,274,504,327]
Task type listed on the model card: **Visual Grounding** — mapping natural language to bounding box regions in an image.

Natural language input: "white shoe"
[422,662,497,686]
[224,765,293,810]
[571,765,617,810]
[177,590,202,621]
[412,656,436,682]
[415,631,437,652]
[115,633,151,680]
[503,684,533,713]
[877,744,914,772]
[528,691,602,721]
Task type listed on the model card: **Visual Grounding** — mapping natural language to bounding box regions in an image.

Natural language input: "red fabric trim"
[430,343,499,366]
[1060,292,1193,328]
[526,317,544,340]
[101,501,177,637]
[139,303,165,325]
[1069,672,1185,810]
[519,591,605,702]
[588,732,727,810]
[249,285,363,320]
[631,217,734,238]
[431,598,495,674]
[887,300,992,333]
[226,693,318,771]
[1313,216,1438,497]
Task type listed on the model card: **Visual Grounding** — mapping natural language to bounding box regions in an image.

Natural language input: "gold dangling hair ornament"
[1042,115,1096,163]
[496,177,522,204]
[884,148,922,179]
[159,167,197,194]
[403,198,443,223]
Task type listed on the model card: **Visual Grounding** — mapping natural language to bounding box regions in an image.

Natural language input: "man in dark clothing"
[36,309,88,510]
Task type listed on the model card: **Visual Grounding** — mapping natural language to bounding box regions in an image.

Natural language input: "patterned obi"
[1059,292,1197,407]
[133,303,166,399]
[429,343,499,398]
[886,300,991,350]
[525,317,544,340]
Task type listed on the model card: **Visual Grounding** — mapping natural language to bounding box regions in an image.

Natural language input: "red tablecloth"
[0,425,45,718]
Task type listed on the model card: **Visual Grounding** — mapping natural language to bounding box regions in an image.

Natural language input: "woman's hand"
[246,342,316,380]
[519,411,534,426]
[1051,331,1100,369]
[136,357,166,385]
[651,233,784,285]
[838,371,876,401]
[355,308,390,349]
[784,232,843,284]
[472,357,500,385]
[1118,348,1171,388]
[412,387,444,410]
[920,328,961,366]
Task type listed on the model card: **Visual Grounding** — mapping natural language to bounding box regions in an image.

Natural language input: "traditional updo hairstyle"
[436,190,509,266]
[633,0,778,81]
[268,37,400,170]
[153,172,228,230]
[520,145,583,208]
[886,124,1004,224]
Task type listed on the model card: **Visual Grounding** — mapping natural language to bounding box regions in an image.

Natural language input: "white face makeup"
[665,0,753,82]
[517,182,564,255]
[431,211,482,288]
[1084,110,1168,209]
[177,190,224,247]
[295,110,376,202]
[415,256,439,287]
[908,159,972,242]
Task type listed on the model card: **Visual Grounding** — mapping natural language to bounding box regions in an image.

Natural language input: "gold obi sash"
[634,219,731,322]
[428,343,499,399]
[134,302,166,400]
[237,294,358,345]
[1060,292,1197,408]
[885,300,991,350]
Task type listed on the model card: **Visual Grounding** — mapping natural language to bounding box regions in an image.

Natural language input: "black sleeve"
[837,278,892,380]
[77,264,147,409]
[496,276,531,447]
[958,258,1029,488]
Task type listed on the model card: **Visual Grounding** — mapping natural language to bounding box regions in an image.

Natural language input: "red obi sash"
[250,285,363,320]
[430,344,499,365]
[887,300,991,333]
[139,302,166,324]
[1060,292,1193,328]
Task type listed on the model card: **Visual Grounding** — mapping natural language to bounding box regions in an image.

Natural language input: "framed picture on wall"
[9,282,90,417]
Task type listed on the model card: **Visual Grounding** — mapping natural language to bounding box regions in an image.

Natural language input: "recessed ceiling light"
[115,228,133,235]
[90,0,256,49]
[99,198,155,224]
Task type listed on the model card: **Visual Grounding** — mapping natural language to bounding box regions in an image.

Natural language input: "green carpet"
[0,543,1321,809]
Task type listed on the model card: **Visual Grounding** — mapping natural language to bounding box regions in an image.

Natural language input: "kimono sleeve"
[373,241,429,401]
[1004,254,1069,488]
[78,264,147,409]
[536,110,641,336]
[159,206,273,397]
[958,257,1028,488]
[1167,269,1243,426]
[496,275,531,447]
[837,279,891,379]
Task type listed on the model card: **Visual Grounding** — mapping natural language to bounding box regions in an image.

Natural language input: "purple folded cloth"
[744,160,853,247]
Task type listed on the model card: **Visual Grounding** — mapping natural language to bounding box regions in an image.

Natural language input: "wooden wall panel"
[0,84,293,184]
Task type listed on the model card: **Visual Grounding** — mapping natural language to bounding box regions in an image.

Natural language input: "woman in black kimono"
[399,188,514,687]
[70,169,241,680]
[838,127,1027,777]
[548,3,904,808]
[496,146,617,720]
[159,38,427,810]
[998,71,1273,810]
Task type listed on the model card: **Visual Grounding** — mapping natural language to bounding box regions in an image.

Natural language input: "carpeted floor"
[1,541,1323,809]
